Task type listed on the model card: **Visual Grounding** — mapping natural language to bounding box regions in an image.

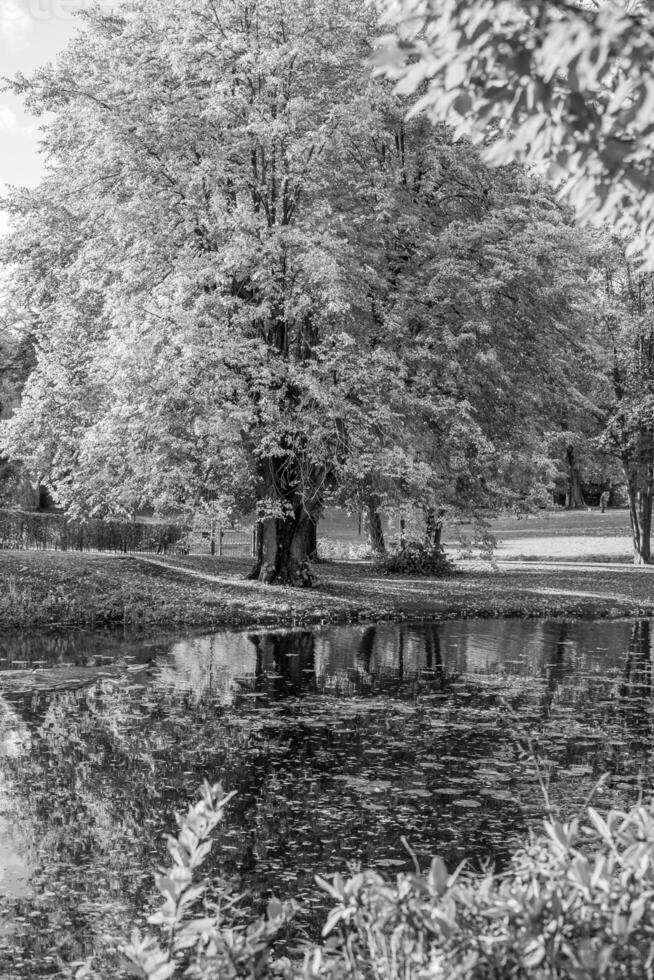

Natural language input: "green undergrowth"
[376,542,458,577]
[117,783,654,980]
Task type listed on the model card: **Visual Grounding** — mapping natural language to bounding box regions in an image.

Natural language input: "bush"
[376,542,457,577]
[120,789,654,980]
[310,803,654,979]
[124,782,295,980]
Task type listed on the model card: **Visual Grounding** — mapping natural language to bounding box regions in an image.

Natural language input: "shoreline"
[2,549,654,634]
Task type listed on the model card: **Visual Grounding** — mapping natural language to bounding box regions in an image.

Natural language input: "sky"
[0,1,93,234]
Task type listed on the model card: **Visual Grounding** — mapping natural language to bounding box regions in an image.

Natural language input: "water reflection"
[149,619,643,705]
[621,619,652,699]
[1,618,654,977]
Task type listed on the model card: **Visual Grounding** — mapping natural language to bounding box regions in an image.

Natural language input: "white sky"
[0,2,100,233]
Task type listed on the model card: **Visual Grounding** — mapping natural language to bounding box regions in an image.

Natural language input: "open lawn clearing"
[319,506,637,562]
[487,508,634,562]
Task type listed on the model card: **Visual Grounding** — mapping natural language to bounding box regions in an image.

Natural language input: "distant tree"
[595,238,654,562]
[378,0,654,268]
[341,111,602,526]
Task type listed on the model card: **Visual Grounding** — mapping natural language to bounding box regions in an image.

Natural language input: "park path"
[140,554,654,589]
[136,555,263,587]
[493,558,654,573]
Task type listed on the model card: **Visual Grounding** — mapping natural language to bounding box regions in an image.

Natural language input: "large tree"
[1,0,417,582]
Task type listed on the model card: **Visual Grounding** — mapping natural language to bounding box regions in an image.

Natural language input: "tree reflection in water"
[248,632,317,697]
[621,619,652,700]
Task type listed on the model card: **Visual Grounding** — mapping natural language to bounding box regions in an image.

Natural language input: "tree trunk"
[246,522,264,579]
[425,508,444,551]
[565,444,586,509]
[249,508,316,585]
[625,462,653,564]
[307,514,318,560]
[365,495,385,554]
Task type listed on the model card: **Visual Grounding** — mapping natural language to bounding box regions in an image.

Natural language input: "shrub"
[310,804,654,979]
[376,542,457,577]
[123,782,295,980]
[121,785,654,980]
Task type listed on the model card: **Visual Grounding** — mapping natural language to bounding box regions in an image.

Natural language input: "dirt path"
[493,558,653,572]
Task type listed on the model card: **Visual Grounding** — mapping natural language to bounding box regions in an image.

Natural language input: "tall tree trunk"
[247,522,264,579]
[565,444,586,509]
[425,507,444,551]
[249,507,317,584]
[624,456,653,564]
[365,494,385,554]
[307,513,318,560]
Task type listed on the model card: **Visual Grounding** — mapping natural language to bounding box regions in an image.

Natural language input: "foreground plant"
[123,782,654,979]
[124,782,293,980]
[310,803,654,979]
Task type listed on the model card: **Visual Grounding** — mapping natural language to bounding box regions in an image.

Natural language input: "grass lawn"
[319,504,636,562]
[487,508,634,562]
[0,507,652,632]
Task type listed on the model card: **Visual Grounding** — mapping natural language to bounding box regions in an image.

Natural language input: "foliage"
[375,541,457,577]
[378,0,654,268]
[312,800,654,980]
[454,521,497,561]
[6,614,654,975]
[0,306,36,507]
[125,781,294,980]
[334,123,600,529]
[584,234,654,561]
[124,782,654,980]
[2,0,427,578]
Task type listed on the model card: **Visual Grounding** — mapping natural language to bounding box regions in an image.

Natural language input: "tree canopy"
[378,0,654,268]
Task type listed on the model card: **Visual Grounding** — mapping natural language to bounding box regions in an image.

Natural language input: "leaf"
[429,856,449,897]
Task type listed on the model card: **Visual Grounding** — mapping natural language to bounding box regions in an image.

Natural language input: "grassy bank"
[2,546,654,633]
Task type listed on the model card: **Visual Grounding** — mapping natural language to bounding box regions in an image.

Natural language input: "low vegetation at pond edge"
[119,782,654,980]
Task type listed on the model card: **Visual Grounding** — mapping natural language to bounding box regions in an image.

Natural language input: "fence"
[0,510,254,557]
[188,527,254,557]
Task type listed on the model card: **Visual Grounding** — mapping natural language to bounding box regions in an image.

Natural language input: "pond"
[0,617,653,976]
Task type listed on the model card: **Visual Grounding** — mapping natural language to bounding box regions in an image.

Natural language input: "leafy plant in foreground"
[311,804,654,979]
[123,783,654,978]
[124,782,293,980]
